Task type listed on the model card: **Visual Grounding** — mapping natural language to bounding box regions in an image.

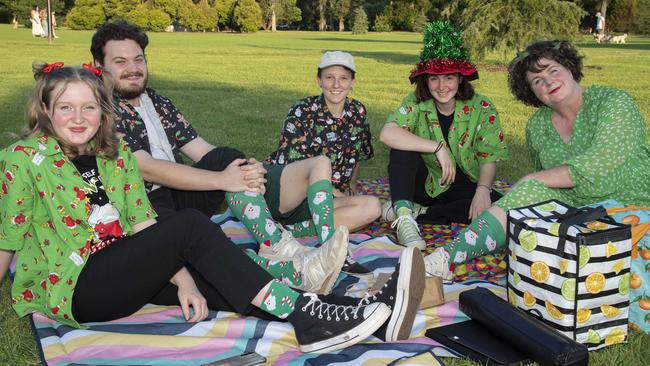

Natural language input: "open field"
[1,25,649,365]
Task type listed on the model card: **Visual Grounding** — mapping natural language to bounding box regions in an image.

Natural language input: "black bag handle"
[555,206,608,254]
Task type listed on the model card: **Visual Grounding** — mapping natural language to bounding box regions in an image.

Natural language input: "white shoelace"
[390,215,422,234]
[301,294,362,321]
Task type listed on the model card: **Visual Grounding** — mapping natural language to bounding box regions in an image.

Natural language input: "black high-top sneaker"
[359,246,425,342]
[287,293,391,354]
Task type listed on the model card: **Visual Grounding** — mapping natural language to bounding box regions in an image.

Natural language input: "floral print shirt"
[114,88,198,192]
[266,95,373,192]
[385,92,509,198]
[0,135,156,328]
[526,85,650,206]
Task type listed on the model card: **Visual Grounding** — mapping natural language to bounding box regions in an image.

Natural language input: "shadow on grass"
[350,51,417,66]
[307,37,421,45]
[576,42,650,51]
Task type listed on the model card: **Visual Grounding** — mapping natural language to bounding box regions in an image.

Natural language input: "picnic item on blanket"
[460,287,589,366]
[592,200,650,334]
[202,352,266,366]
[507,200,631,350]
[420,275,445,309]
[426,319,530,365]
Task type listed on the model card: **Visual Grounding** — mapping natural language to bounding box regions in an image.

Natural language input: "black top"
[437,108,472,186]
[72,155,110,206]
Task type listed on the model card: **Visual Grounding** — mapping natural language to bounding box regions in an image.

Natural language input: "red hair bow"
[42,62,64,74]
[82,63,103,77]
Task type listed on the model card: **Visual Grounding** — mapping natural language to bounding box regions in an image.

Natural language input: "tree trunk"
[271,7,277,32]
[319,0,327,31]
[339,17,344,31]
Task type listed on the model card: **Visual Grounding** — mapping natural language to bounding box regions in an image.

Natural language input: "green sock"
[394,200,413,214]
[226,191,283,247]
[285,220,318,238]
[257,280,300,319]
[445,210,506,265]
[245,250,303,288]
[307,180,335,242]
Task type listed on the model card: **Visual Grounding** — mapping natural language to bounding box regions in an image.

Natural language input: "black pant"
[71,209,275,323]
[148,147,246,218]
[388,149,502,225]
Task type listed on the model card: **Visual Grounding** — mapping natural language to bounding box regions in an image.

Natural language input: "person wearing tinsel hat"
[379,21,509,251]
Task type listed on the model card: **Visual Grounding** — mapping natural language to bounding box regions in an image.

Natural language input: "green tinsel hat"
[409,21,478,83]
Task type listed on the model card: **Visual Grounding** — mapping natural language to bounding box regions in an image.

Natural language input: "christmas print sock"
[245,250,303,288]
[257,280,300,319]
[284,220,318,238]
[443,210,506,267]
[226,191,283,247]
[307,180,335,243]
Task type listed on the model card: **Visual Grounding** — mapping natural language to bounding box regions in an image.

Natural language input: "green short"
[264,164,311,225]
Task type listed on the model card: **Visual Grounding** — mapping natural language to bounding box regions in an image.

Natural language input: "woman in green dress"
[425,39,650,281]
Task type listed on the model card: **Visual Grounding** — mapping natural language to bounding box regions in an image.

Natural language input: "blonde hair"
[24,63,119,159]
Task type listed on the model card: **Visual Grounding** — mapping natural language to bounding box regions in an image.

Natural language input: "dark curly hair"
[414,73,475,103]
[91,19,149,65]
[508,40,584,107]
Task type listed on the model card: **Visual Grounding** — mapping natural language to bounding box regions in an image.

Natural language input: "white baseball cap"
[318,51,356,72]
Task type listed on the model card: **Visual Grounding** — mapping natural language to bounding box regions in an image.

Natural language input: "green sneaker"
[391,215,426,250]
[381,201,427,222]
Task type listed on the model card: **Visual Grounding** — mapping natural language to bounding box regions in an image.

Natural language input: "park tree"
[329,0,351,31]
[318,0,327,31]
[458,0,586,60]
[385,0,431,31]
[103,0,138,19]
[372,11,392,32]
[351,6,367,34]
[215,0,235,30]
[67,0,106,30]
[258,0,301,31]
[633,0,650,33]
[125,3,171,32]
[233,0,262,32]
[608,0,638,32]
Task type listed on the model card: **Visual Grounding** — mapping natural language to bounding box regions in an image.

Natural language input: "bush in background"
[351,7,368,34]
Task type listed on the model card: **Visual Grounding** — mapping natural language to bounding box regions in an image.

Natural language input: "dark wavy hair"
[24,63,118,159]
[91,19,149,64]
[414,73,475,103]
[508,40,584,107]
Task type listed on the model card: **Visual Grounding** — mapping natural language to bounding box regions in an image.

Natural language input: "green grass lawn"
[1,25,649,365]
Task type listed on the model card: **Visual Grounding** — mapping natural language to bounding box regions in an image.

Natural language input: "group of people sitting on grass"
[0,19,648,353]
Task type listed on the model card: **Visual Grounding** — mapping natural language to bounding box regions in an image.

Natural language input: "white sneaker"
[291,226,349,294]
[381,201,427,222]
[391,215,426,250]
[424,247,453,283]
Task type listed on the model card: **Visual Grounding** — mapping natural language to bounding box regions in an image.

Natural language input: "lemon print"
[561,278,576,301]
[612,260,624,275]
[586,272,606,294]
[587,220,608,230]
[508,289,518,307]
[519,230,538,252]
[511,250,518,262]
[523,291,536,307]
[600,305,621,318]
[530,261,550,283]
[559,259,569,274]
[618,273,630,296]
[586,329,601,344]
[604,328,626,346]
[579,246,590,269]
[537,202,557,212]
[545,301,565,320]
[548,223,561,236]
[606,241,617,258]
[577,308,592,324]
[513,272,521,285]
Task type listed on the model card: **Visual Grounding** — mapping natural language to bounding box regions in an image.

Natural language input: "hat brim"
[409,59,478,83]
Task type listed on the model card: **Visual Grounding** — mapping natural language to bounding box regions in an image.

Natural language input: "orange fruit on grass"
[585,272,606,294]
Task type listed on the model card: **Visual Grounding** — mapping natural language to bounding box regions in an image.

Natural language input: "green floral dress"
[385,92,509,198]
[0,135,156,327]
[497,85,650,210]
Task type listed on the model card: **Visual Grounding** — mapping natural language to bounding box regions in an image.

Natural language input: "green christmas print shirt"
[0,134,156,327]
[385,92,509,198]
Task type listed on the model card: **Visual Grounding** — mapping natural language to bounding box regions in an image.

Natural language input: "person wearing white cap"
[266,51,380,258]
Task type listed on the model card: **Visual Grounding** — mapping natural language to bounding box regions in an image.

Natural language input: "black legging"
[388,149,502,225]
[72,209,275,323]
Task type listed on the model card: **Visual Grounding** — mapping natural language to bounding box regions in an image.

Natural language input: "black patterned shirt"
[114,88,198,192]
[266,95,373,191]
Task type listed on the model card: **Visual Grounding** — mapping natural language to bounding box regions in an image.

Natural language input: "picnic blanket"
[13,178,513,365]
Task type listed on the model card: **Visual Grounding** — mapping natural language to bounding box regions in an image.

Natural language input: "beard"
[115,72,148,101]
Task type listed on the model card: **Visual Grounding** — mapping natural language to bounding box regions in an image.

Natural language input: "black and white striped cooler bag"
[506,200,631,350]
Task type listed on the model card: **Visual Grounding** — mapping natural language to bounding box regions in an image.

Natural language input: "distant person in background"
[40,8,48,38]
[51,11,59,38]
[595,11,605,34]
[30,5,44,37]
[12,16,18,29]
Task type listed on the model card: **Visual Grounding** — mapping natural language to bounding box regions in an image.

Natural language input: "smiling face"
[426,74,459,113]
[98,39,148,102]
[526,58,580,109]
[317,65,355,110]
[45,81,102,154]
